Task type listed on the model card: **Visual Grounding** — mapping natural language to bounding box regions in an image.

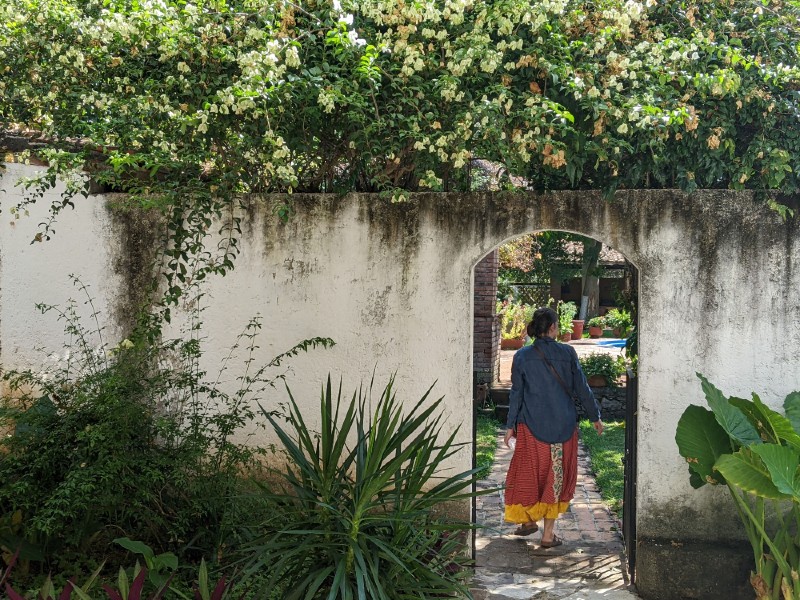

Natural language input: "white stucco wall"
[177,196,477,467]
[2,163,799,556]
[0,163,127,383]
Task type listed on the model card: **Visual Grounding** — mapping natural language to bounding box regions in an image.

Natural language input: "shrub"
[0,278,333,576]
[604,308,633,337]
[579,353,626,387]
[587,316,605,328]
[1,541,235,600]
[557,301,577,335]
[239,376,485,599]
[497,300,534,340]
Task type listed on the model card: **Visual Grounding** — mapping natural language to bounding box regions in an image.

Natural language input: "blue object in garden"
[595,339,626,348]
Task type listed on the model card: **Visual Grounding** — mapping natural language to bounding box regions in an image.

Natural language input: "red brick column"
[473,250,500,385]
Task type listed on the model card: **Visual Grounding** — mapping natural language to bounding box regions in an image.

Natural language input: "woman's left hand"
[593,420,604,436]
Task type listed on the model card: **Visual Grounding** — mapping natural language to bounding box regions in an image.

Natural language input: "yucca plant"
[240,376,486,599]
[676,373,800,600]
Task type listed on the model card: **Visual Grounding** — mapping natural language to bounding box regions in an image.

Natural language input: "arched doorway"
[471,230,640,593]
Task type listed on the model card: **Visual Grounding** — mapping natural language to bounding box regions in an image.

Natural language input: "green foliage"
[579,353,626,387]
[614,286,638,323]
[496,300,534,340]
[239,376,485,599]
[4,0,798,199]
[1,0,799,307]
[113,538,177,592]
[578,420,625,517]
[603,308,633,338]
[476,415,501,479]
[557,301,577,335]
[498,232,579,283]
[0,544,233,600]
[623,329,638,375]
[587,316,606,328]
[675,374,800,598]
[0,278,334,577]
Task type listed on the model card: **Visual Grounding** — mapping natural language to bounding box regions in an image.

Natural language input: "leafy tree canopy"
[1,0,798,302]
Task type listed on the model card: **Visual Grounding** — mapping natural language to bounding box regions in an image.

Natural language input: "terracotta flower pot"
[571,320,585,340]
[587,374,608,387]
[559,333,572,342]
[589,326,603,338]
[501,338,524,350]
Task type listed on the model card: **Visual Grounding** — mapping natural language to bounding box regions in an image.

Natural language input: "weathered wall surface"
[2,162,799,598]
[0,164,163,395]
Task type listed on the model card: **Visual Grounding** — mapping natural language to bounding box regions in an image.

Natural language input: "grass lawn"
[579,419,625,518]
[476,414,501,478]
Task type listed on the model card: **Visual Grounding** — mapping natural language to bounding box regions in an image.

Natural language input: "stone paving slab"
[470,428,639,599]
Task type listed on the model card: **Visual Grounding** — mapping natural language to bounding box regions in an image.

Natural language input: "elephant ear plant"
[676,373,800,600]
[240,376,489,600]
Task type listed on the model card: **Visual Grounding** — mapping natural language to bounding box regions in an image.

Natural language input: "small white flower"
[285,46,301,68]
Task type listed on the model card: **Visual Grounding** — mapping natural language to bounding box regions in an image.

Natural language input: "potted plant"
[604,308,633,338]
[579,352,626,387]
[587,316,605,338]
[497,300,532,349]
[557,301,577,342]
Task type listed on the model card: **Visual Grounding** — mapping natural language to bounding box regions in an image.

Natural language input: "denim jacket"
[505,337,601,444]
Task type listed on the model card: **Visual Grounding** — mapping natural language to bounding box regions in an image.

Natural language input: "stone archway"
[470,230,640,594]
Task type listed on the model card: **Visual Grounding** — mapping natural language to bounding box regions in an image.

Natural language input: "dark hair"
[527,307,558,338]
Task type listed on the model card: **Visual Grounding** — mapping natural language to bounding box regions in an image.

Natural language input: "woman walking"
[504,307,603,547]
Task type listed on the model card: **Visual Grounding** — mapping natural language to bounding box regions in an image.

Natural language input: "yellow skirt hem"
[504,502,570,523]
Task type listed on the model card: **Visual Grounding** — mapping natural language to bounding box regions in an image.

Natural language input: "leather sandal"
[512,523,539,536]
[540,535,563,548]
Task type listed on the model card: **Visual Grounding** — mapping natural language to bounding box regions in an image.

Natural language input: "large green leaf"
[697,373,762,446]
[675,405,731,486]
[752,393,800,451]
[729,395,775,443]
[714,448,790,500]
[784,391,800,434]
[750,444,800,500]
[729,391,800,451]
[688,467,706,490]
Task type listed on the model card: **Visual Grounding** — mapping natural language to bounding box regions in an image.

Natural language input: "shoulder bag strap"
[533,344,575,400]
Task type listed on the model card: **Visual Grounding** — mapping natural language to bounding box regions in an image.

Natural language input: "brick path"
[470,341,638,598]
[471,423,639,599]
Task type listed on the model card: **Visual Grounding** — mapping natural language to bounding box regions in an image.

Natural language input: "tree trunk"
[579,239,602,320]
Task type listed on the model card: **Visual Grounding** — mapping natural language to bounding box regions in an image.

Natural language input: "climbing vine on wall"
[1,0,798,307]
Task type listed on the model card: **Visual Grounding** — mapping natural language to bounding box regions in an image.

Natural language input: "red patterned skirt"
[504,424,578,523]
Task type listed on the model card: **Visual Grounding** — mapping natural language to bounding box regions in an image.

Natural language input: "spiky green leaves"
[242,375,487,600]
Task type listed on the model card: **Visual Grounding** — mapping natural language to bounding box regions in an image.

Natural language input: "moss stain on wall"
[105,195,165,336]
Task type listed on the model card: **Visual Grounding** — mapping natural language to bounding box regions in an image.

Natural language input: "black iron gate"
[623,369,638,582]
